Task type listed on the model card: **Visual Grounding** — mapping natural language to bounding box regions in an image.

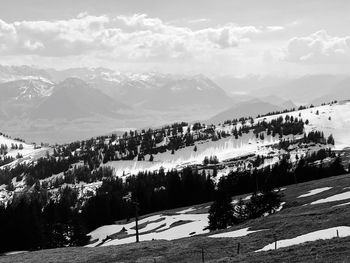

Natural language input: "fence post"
[201,248,205,263]
[237,243,240,255]
[337,229,339,238]
[274,234,277,250]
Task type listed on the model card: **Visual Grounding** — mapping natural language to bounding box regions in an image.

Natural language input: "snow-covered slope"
[0,135,48,168]
[256,101,350,150]
[87,210,209,247]
[103,101,350,178]
[105,131,282,177]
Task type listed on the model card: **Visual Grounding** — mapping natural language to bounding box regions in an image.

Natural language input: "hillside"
[0,134,48,168]
[0,100,349,259]
[2,173,350,262]
[101,101,346,177]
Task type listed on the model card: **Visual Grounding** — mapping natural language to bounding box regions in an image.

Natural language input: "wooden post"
[293,173,298,184]
[135,201,139,243]
[201,248,205,263]
[237,243,240,255]
[274,234,277,250]
[337,229,339,238]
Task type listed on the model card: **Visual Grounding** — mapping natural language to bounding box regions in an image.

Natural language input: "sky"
[0,0,349,77]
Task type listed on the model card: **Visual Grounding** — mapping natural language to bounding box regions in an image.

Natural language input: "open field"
[2,173,350,263]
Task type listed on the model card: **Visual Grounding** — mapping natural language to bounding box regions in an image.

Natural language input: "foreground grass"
[2,173,350,263]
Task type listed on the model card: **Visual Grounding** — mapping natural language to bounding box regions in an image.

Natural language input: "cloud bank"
[284,30,350,64]
[0,13,285,63]
[0,12,349,75]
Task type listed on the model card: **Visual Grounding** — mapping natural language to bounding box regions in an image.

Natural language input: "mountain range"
[0,66,233,120]
[1,65,350,143]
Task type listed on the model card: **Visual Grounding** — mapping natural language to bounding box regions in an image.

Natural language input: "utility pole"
[123,192,140,243]
[134,200,139,243]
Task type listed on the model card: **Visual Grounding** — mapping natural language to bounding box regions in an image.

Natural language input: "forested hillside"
[0,101,348,253]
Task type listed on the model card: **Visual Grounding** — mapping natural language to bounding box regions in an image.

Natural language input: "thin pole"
[201,248,205,263]
[237,243,240,254]
[135,201,139,243]
[274,234,277,250]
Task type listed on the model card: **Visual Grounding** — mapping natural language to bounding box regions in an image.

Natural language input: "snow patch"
[88,213,209,247]
[209,227,266,238]
[256,226,350,252]
[297,187,332,198]
[310,191,350,205]
[176,207,196,214]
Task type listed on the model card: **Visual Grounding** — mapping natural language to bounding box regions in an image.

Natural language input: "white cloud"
[0,13,291,74]
[116,14,165,31]
[284,30,350,64]
[0,13,280,59]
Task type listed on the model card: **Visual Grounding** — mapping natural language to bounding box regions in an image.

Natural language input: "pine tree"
[327,134,335,145]
[208,180,236,230]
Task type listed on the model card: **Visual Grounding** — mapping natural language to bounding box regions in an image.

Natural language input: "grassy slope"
[2,173,350,263]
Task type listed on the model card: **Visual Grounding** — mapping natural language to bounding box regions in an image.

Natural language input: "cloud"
[0,14,114,56]
[0,13,291,75]
[284,30,350,64]
[0,13,280,59]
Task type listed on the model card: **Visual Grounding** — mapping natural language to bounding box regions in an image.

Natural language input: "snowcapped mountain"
[30,78,128,120]
[46,67,233,109]
[2,64,349,145]
[0,65,232,110]
[0,65,52,83]
[133,74,232,110]
[0,78,54,101]
[0,65,235,143]
[0,78,54,119]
